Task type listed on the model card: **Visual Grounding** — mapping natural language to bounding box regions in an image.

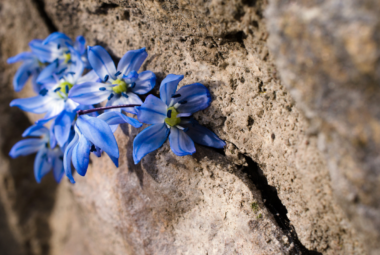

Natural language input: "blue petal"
[98,111,142,128]
[92,146,102,157]
[35,100,65,124]
[169,127,196,156]
[36,59,66,84]
[68,82,112,105]
[117,47,147,76]
[49,125,57,149]
[63,131,79,183]
[72,135,91,176]
[22,125,49,137]
[13,61,38,92]
[131,71,156,95]
[53,110,76,147]
[122,70,138,83]
[29,39,62,63]
[173,83,211,114]
[133,123,169,164]
[7,52,36,64]
[105,92,142,115]
[52,150,64,183]
[87,46,116,81]
[74,36,86,55]
[31,70,42,93]
[108,154,119,167]
[159,74,184,106]
[9,138,45,158]
[34,147,52,183]
[181,118,226,148]
[43,32,72,46]
[10,95,56,114]
[66,44,84,82]
[77,115,119,158]
[77,70,99,84]
[137,95,167,124]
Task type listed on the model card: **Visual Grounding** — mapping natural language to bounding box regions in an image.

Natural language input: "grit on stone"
[0,0,373,254]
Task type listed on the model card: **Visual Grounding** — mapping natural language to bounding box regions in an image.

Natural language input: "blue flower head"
[133,74,226,164]
[28,32,90,85]
[9,125,64,183]
[7,52,44,93]
[68,45,156,114]
[64,112,142,183]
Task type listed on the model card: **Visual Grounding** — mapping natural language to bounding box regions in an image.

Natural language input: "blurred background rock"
[0,0,378,254]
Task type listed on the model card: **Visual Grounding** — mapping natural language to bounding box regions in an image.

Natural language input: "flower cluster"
[9,32,225,184]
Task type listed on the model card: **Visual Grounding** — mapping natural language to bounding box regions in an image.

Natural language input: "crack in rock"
[240,155,322,255]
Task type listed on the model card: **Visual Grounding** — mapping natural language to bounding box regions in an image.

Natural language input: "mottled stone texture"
[0,0,374,254]
[266,0,380,254]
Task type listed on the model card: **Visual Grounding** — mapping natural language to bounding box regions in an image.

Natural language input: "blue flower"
[9,125,64,183]
[9,49,95,126]
[68,46,156,114]
[133,74,225,164]
[7,52,44,92]
[28,32,90,84]
[64,112,142,183]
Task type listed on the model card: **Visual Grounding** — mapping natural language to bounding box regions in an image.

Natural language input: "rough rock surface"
[0,0,372,254]
[266,1,380,254]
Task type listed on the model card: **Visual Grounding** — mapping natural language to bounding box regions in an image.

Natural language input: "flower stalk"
[77,104,141,116]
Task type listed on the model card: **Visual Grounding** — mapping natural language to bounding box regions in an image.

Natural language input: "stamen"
[122,92,129,98]
[66,72,76,76]
[57,44,61,49]
[54,87,61,92]
[129,83,136,88]
[65,85,69,94]
[108,93,114,100]
[171,94,181,98]
[99,87,107,91]
[115,71,121,76]
[104,75,109,82]
[167,110,172,118]
[39,88,48,96]
[176,125,189,132]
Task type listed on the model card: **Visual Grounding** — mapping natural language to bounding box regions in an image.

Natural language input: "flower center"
[165,107,181,127]
[112,79,128,94]
[63,53,71,64]
[56,81,73,99]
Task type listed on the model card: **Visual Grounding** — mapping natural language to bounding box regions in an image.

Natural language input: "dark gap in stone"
[242,0,258,7]
[240,155,323,255]
[93,3,119,15]
[221,31,247,48]
[31,0,58,33]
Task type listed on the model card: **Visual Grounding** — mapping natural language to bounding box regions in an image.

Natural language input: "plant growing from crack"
[8,32,225,183]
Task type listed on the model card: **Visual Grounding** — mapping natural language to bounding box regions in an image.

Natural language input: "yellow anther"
[112,79,128,94]
[56,81,73,99]
[164,107,181,127]
[63,53,71,64]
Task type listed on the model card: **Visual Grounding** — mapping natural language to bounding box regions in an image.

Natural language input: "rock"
[266,0,380,254]
[0,0,370,254]
[49,126,294,254]
[0,0,55,254]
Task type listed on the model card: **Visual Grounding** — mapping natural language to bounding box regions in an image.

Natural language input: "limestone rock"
[266,0,380,254]
[0,0,371,254]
